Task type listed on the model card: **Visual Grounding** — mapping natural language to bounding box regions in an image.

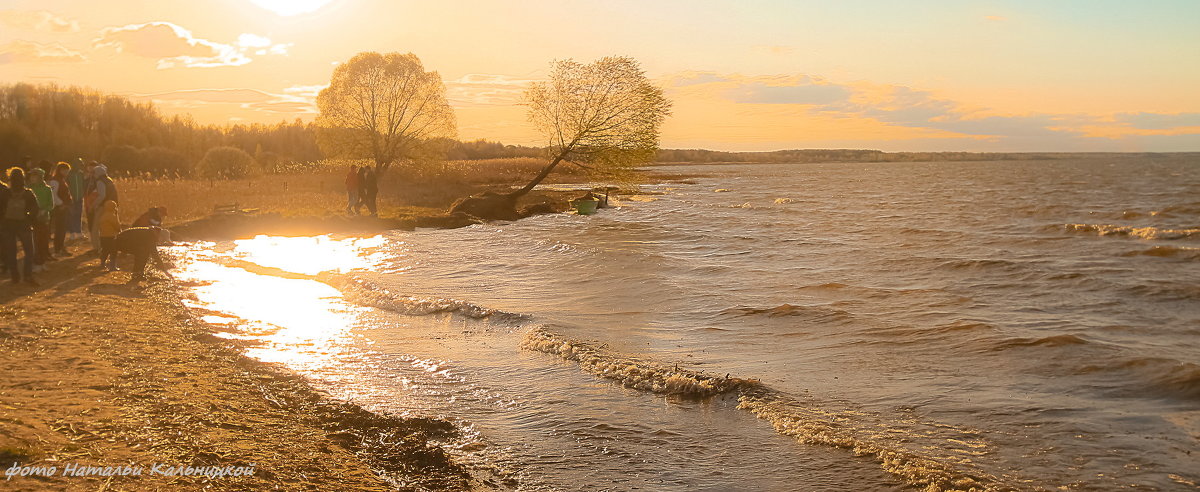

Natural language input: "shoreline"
[0,250,499,490]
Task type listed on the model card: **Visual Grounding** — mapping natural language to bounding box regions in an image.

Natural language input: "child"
[97,200,121,271]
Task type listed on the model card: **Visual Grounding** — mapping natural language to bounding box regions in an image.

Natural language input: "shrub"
[198,146,257,179]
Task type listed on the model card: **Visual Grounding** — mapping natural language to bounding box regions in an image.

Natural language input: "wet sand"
[0,251,485,490]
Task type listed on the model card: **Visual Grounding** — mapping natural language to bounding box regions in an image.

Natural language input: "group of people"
[344,164,379,216]
[2,157,170,287]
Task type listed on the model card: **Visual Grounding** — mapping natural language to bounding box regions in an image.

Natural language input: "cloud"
[0,40,86,64]
[237,33,292,55]
[131,87,318,114]
[845,86,1074,137]
[753,45,795,56]
[1117,112,1200,130]
[93,22,287,69]
[669,71,731,87]
[0,10,79,32]
[444,74,533,107]
[985,15,1006,22]
[724,77,851,105]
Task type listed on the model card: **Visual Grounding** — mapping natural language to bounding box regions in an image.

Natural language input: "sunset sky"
[2,0,1198,152]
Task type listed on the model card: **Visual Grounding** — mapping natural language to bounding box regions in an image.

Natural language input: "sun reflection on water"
[170,236,379,370]
[231,234,390,275]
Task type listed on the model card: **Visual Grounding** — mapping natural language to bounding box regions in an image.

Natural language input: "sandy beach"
[0,250,487,491]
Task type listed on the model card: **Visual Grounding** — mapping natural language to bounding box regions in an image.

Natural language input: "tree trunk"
[511,153,566,198]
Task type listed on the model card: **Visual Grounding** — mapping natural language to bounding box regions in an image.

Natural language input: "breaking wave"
[520,325,757,397]
[209,256,530,322]
[522,325,1007,491]
[1059,223,1200,240]
[328,275,531,322]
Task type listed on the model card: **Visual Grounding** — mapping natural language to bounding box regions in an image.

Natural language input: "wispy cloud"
[0,40,86,64]
[723,76,851,105]
[984,15,1007,22]
[93,22,288,69]
[0,10,79,32]
[131,87,318,114]
[444,74,534,107]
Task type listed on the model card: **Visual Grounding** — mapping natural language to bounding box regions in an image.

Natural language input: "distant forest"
[0,83,1187,177]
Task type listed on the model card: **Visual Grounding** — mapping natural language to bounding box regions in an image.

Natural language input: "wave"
[1120,245,1200,261]
[520,325,758,397]
[208,257,530,322]
[328,276,531,322]
[989,334,1089,351]
[1077,357,1200,402]
[939,258,1023,272]
[720,303,856,323]
[1124,281,1200,301]
[1150,201,1200,218]
[522,325,1006,491]
[1059,223,1200,240]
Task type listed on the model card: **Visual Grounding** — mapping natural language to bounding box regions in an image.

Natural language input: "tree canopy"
[316,52,456,173]
[517,56,671,195]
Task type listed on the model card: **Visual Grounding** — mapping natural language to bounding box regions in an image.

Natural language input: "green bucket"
[573,199,599,215]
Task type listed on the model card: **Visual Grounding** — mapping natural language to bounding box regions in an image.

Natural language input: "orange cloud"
[93,22,288,69]
[0,40,86,64]
[0,10,79,32]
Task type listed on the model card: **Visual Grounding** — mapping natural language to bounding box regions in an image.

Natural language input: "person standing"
[49,162,74,256]
[88,164,118,253]
[1,168,39,285]
[344,165,359,215]
[66,158,86,240]
[97,200,121,272]
[27,168,54,267]
[363,166,379,216]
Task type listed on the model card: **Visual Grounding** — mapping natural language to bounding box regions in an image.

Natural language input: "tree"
[198,146,257,179]
[451,56,671,220]
[315,52,456,174]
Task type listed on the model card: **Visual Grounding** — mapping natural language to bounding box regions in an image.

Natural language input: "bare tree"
[316,52,455,174]
[452,56,671,219]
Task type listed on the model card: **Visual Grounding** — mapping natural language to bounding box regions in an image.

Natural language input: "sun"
[250,0,334,16]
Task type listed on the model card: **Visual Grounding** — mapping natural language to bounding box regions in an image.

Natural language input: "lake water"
[172,157,1200,490]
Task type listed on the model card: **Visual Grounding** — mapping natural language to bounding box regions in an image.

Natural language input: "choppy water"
[172,157,1200,490]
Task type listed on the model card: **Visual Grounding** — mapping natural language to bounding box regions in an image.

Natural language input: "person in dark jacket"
[1,167,40,285]
[109,226,171,284]
[361,166,379,216]
[49,162,74,256]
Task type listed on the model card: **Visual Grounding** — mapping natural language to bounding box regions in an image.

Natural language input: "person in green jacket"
[27,168,54,267]
[66,158,86,239]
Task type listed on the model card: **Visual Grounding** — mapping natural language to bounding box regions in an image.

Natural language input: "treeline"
[0,83,555,177]
[0,83,324,176]
[4,83,1182,178]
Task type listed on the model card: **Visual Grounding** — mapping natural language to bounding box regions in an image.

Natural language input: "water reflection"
[231,234,390,275]
[171,238,372,370]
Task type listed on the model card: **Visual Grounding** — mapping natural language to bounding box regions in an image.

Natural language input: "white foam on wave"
[521,324,1008,491]
[1063,223,1200,240]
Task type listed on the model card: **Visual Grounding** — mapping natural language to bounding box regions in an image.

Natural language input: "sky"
[2,0,1198,152]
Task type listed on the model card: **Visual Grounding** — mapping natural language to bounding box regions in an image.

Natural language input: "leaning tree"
[316,52,456,174]
[451,56,671,220]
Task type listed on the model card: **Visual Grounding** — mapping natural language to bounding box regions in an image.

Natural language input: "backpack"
[5,191,28,221]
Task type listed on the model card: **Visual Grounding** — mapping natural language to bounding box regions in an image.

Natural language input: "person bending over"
[109,226,171,284]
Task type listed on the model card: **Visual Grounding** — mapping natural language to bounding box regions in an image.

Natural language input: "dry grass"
[115,158,595,226]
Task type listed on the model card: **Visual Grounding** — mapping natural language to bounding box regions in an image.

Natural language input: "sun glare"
[250,0,333,16]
